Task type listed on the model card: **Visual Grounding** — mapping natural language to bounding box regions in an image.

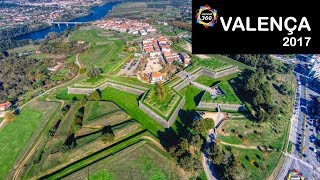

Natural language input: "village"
[96,18,191,84]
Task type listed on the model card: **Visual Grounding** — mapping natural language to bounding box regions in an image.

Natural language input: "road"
[277,72,320,179]
[202,106,223,180]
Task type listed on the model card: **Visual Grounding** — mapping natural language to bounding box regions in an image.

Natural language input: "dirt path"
[219,141,259,150]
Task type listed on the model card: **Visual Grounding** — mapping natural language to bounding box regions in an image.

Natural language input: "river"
[15,2,117,40]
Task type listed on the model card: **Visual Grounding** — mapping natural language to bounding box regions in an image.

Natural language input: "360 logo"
[195,5,218,28]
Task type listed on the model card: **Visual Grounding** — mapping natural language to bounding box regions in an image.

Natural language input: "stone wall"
[68,81,145,96]
[197,102,244,112]
[68,87,95,94]
[138,97,185,128]
[173,79,190,91]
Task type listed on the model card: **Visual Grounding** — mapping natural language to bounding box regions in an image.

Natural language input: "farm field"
[0,101,60,178]
[201,81,242,104]
[64,141,182,180]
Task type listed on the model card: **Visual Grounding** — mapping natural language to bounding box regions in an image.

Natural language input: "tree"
[190,134,203,151]
[86,66,102,78]
[47,32,58,40]
[207,142,223,165]
[101,126,115,144]
[155,83,166,99]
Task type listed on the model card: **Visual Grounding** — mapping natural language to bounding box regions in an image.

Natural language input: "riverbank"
[14,2,118,41]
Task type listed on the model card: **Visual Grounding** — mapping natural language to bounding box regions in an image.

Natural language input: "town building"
[150,72,163,83]
[180,53,191,66]
[0,101,12,111]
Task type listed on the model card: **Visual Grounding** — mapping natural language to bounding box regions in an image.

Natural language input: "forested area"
[0,56,55,102]
[226,54,295,122]
[0,37,82,102]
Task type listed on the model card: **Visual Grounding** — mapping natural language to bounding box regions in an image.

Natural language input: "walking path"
[202,106,223,180]
[219,141,258,150]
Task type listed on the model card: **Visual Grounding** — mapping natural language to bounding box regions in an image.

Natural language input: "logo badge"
[195,5,218,28]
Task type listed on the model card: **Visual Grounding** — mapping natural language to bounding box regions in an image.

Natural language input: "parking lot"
[117,59,140,76]
[142,57,163,74]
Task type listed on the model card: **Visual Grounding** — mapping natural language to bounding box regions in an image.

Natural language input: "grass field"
[0,101,59,178]
[195,74,239,87]
[64,141,182,180]
[179,85,203,110]
[201,81,242,104]
[195,57,228,70]
[56,89,86,100]
[8,45,39,54]
[221,145,281,179]
[32,119,143,177]
[84,101,123,122]
[210,55,256,71]
[218,118,288,151]
[101,87,164,136]
[68,29,129,73]
[107,76,154,89]
[37,131,154,179]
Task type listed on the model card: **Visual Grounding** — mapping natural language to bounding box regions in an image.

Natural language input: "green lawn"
[221,145,281,179]
[0,117,3,123]
[196,57,228,70]
[56,89,85,100]
[0,101,59,178]
[201,81,242,104]
[84,101,123,122]
[101,87,164,136]
[107,76,154,89]
[210,55,256,71]
[85,75,105,83]
[179,85,203,110]
[65,141,182,180]
[195,74,239,87]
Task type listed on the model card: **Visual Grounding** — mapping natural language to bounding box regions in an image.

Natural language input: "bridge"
[47,21,88,26]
